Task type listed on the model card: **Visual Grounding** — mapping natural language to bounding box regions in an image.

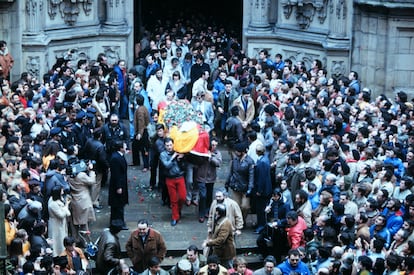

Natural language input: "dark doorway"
[134,0,243,50]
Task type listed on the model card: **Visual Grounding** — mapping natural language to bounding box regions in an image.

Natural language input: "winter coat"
[96,229,122,275]
[227,155,254,193]
[48,197,71,256]
[225,116,243,149]
[67,171,96,225]
[254,155,272,197]
[232,96,255,125]
[208,198,244,233]
[195,149,222,183]
[83,138,109,173]
[160,150,185,178]
[277,259,311,275]
[198,264,228,275]
[44,170,70,198]
[108,152,128,207]
[207,216,236,262]
[125,228,167,273]
[286,216,308,249]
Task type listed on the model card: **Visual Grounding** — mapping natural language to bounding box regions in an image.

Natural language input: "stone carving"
[103,46,121,66]
[48,0,92,25]
[54,48,91,65]
[336,0,347,20]
[280,0,329,29]
[283,49,323,71]
[331,60,346,78]
[107,0,124,8]
[253,47,273,58]
[26,0,43,16]
[26,56,41,79]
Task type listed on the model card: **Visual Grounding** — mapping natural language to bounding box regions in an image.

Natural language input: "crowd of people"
[1,12,414,275]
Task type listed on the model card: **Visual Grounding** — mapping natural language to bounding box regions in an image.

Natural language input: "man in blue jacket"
[277,249,311,275]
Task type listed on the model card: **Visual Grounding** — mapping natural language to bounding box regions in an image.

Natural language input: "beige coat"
[207,198,244,233]
[207,217,236,263]
[48,197,71,256]
[68,171,96,225]
[232,96,255,125]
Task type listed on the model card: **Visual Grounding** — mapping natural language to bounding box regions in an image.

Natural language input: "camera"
[67,160,96,177]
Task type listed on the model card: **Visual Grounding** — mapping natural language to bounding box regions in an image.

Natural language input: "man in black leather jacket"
[96,220,125,275]
[226,142,254,221]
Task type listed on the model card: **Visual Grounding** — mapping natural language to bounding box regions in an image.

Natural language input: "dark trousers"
[132,134,149,168]
[149,151,160,187]
[150,151,169,204]
[198,182,207,218]
[110,205,125,226]
[206,182,215,213]
[256,225,288,262]
[255,196,269,229]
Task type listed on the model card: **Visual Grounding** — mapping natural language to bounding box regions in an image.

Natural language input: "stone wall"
[244,0,352,83]
[0,0,134,82]
[353,2,414,96]
[243,0,414,97]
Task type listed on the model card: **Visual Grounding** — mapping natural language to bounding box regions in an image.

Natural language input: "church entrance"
[134,0,243,56]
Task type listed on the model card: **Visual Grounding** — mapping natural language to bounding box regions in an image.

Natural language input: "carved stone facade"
[244,0,414,96]
[48,0,93,26]
[0,0,133,82]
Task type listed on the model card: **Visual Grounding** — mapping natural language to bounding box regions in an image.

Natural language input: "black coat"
[108,152,128,207]
[83,138,110,173]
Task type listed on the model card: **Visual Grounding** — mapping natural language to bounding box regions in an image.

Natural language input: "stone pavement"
[87,146,261,268]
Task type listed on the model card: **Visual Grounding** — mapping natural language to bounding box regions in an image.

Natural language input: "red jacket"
[286,216,307,249]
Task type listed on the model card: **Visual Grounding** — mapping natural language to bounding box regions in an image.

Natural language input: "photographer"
[83,128,109,209]
[67,159,96,247]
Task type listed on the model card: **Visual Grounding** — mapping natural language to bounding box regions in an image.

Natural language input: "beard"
[208,268,219,275]
[216,199,224,204]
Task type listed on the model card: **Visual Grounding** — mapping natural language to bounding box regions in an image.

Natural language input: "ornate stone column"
[25,0,43,34]
[249,0,272,31]
[105,0,126,27]
[329,0,348,38]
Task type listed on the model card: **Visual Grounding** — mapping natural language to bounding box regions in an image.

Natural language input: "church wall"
[0,0,134,82]
[352,3,414,96]
[244,0,414,97]
[244,0,352,83]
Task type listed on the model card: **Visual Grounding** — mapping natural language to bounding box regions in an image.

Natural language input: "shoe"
[198,217,205,223]
[185,200,191,206]
[192,200,199,206]
[129,163,138,166]
[142,168,148,172]
[171,220,178,226]
[121,226,129,230]
[93,205,103,210]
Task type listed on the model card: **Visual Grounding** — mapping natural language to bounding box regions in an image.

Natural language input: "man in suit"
[108,140,129,230]
[253,144,273,234]
[192,91,215,132]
